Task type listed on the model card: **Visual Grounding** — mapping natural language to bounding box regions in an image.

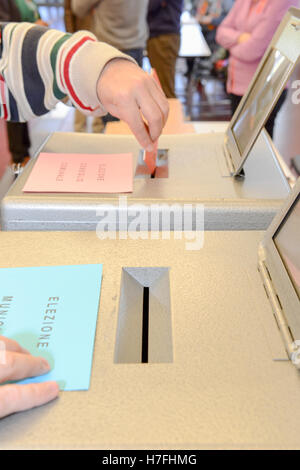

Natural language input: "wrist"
[96,58,134,105]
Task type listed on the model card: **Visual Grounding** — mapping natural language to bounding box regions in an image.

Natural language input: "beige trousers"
[147,34,181,99]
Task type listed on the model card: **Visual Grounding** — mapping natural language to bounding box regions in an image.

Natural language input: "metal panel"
[1,230,300,449]
[1,130,290,231]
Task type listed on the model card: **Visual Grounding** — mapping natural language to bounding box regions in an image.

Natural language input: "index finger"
[120,101,155,151]
[146,79,169,127]
[0,351,50,383]
[136,88,169,142]
[0,336,30,355]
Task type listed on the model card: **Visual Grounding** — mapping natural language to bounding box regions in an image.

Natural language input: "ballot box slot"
[142,287,150,363]
[135,149,169,179]
[114,267,173,364]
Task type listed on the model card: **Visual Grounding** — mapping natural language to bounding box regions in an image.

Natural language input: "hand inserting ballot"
[97,59,169,152]
[0,23,169,150]
[0,336,59,419]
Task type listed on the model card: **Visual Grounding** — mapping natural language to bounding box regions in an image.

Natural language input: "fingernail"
[41,358,50,371]
[48,381,59,394]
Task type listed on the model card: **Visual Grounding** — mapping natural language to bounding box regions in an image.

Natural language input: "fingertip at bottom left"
[30,380,60,407]
[44,381,60,398]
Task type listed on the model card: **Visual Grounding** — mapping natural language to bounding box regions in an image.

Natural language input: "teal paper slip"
[0,264,103,391]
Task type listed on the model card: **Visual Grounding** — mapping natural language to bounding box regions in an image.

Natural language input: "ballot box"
[0,179,300,449]
[0,129,290,231]
[3,8,300,232]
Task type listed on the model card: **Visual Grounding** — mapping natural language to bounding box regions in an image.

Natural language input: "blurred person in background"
[185,0,234,80]
[71,0,148,67]
[71,0,149,129]
[0,0,47,165]
[147,0,184,98]
[216,0,298,138]
[64,0,91,34]
[196,0,234,52]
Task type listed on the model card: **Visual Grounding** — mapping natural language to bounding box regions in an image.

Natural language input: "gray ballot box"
[0,179,300,449]
[2,8,300,232]
[0,129,291,231]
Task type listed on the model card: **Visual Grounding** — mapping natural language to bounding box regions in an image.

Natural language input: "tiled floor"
[175,58,232,121]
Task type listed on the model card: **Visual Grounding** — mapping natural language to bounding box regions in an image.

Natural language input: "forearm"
[230,36,266,62]
[216,2,241,49]
[230,4,296,62]
[216,25,240,49]
[0,22,134,122]
[230,19,276,62]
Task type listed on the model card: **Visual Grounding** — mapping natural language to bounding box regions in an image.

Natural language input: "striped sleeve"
[0,22,135,121]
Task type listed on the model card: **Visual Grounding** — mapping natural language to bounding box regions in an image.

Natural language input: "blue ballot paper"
[0,264,103,391]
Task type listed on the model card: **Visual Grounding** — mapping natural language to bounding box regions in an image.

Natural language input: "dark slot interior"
[142,287,149,363]
[135,149,169,179]
[114,267,173,364]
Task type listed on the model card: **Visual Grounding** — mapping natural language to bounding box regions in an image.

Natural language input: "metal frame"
[225,7,300,176]
[259,177,300,362]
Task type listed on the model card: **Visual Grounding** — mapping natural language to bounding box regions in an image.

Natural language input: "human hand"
[238,32,251,44]
[97,59,169,151]
[0,336,59,419]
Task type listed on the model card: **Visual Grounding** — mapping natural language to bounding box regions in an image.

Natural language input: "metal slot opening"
[142,287,149,363]
[114,267,173,364]
[135,149,169,179]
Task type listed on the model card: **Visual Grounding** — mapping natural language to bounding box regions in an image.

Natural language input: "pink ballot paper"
[23,152,133,193]
[143,139,158,175]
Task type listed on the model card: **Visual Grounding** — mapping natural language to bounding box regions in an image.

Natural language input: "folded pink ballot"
[23,152,133,193]
[143,139,158,175]
[142,69,162,175]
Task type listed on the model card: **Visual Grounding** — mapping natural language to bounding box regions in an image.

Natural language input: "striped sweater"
[0,22,133,121]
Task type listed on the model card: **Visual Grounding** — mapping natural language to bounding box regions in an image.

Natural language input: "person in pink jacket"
[216,0,298,137]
